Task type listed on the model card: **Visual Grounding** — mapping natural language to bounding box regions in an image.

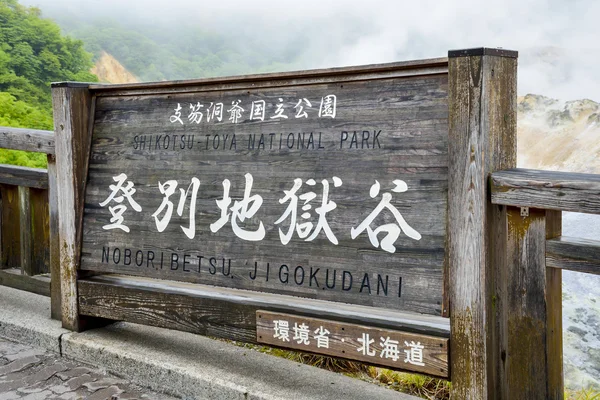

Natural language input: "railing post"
[30,187,50,276]
[19,186,32,275]
[448,48,518,398]
[1,184,21,270]
[501,206,555,398]
[48,154,61,320]
[51,82,93,331]
[546,210,563,398]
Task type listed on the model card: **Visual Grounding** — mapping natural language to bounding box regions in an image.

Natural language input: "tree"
[0,0,98,168]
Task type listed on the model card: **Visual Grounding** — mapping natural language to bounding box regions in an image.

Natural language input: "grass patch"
[233,341,600,399]
[567,388,600,400]
[234,342,450,399]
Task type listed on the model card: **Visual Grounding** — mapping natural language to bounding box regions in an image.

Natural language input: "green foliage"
[56,19,302,82]
[0,0,99,168]
[0,0,97,109]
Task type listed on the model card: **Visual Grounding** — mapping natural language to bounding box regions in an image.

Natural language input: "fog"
[22,0,600,101]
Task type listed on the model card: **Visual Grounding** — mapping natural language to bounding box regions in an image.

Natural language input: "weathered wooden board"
[545,210,563,399]
[0,165,48,189]
[256,310,448,377]
[19,186,32,275]
[31,188,50,275]
[448,48,518,398]
[47,154,61,320]
[78,274,450,339]
[1,184,21,269]
[0,268,50,297]
[52,83,94,331]
[0,127,55,155]
[491,168,600,214]
[546,236,600,275]
[80,70,449,315]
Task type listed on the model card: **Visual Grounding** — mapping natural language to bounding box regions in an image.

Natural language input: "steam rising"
[21,0,600,101]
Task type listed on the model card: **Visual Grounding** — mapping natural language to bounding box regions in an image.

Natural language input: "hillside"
[91,51,138,84]
[518,94,600,173]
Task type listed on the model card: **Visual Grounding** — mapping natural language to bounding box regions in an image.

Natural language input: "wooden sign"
[79,63,448,316]
[256,310,448,377]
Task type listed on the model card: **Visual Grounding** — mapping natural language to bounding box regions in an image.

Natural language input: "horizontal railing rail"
[0,164,48,189]
[491,168,600,277]
[0,127,55,155]
[0,127,57,318]
[546,236,600,276]
[491,168,600,214]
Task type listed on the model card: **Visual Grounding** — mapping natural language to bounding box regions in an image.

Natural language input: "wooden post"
[545,210,563,399]
[48,154,61,320]
[30,187,50,275]
[1,184,21,270]
[500,207,552,398]
[448,48,518,399]
[51,82,93,331]
[19,186,32,275]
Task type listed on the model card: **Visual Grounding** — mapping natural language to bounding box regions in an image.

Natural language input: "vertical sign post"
[52,82,93,331]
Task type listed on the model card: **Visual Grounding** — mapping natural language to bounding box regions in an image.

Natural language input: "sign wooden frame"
[51,47,563,398]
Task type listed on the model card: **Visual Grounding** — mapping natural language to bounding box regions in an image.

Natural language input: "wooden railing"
[0,126,59,319]
[492,168,600,276]
[490,168,600,396]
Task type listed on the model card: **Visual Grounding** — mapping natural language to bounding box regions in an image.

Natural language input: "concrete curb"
[0,285,68,354]
[1,286,419,399]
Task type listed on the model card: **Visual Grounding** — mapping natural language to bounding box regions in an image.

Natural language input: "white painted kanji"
[99,173,143,232]
[313,326,330,349]
[403,341,425,367]
[274,177,342,245]
[318,95,337,118]
[357,333,376,357]
[273,320,290,342]
[169,103,183,124]
[293,322,311,345]
[380,336,400,362]
[210,173,265,241]
[351,180,421,253]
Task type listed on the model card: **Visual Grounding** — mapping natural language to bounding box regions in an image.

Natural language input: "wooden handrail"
[491,168,600,214]
[0,164,48,189]
[547,236,600,275]
[0,127,55,155]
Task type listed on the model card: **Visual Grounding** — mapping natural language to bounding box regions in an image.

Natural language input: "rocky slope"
[518,94,600,389]
[518,94,600,173]
[91,51,139,84]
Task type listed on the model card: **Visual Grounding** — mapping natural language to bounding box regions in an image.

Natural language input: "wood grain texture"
[448,51,517,399]
[1,184,21,270]
[0,268,50,297]
[47,154,61,320]
[78,274,450,337]
[500,207,550,399]
[256,310,448,377]
[19,186,32,275]
[0,164,48,189]
[80,69,449,316]
[88,58,448,94]
[546,236,600,275]
[0,127,55,155]
[545,210,563,399]
[52,85,93,331]
[31,188,50,275]
[491,169,600,214]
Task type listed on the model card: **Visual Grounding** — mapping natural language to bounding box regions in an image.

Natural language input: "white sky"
[23,0,600,101]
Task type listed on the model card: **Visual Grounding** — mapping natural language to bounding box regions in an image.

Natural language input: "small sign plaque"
[256,310,448,377]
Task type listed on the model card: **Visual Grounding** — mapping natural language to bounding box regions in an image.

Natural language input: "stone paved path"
[0,337,179,400]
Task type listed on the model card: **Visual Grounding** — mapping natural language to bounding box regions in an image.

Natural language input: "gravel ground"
[0,337,179,400]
